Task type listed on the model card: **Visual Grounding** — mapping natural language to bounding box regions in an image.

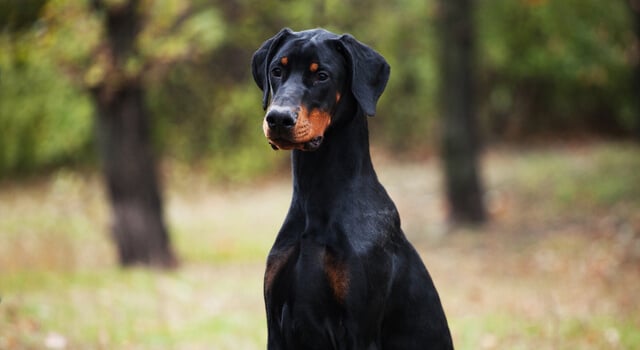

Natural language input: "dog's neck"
[290,109,378,205]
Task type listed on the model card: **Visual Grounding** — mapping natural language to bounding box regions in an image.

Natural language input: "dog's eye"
[271,68,282,78]
[317,71,329,82]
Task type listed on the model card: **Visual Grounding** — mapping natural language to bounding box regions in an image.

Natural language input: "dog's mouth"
[268,136,324,151]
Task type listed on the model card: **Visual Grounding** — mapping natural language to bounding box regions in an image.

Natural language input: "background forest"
[1,0,638,179]
[1,0,640,349]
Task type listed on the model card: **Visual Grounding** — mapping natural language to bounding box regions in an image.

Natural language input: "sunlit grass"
[1,266,267,349]
[1,142,639,349]
[498,143,640,209]
[0,169,273,349]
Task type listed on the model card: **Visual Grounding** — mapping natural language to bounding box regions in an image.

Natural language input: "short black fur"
[252,28,453,350]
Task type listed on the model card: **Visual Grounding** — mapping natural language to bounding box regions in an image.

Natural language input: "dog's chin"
[267,136,324,151]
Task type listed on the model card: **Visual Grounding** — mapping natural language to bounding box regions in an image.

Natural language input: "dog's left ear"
[333,34,390,117]
[251,28,293,110]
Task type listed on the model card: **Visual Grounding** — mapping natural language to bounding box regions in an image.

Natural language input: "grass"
[1,141,639,349]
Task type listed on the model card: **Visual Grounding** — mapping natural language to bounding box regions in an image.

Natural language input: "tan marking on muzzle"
[291,106,331,143]
[263,106,332,151]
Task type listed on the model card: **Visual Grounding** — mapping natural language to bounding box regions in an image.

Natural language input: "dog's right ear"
[251,28,293,110]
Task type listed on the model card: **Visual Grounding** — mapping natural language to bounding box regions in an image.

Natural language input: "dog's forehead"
[274,30,342,66]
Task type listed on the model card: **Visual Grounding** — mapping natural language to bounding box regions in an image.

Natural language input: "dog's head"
[251,28,390,151]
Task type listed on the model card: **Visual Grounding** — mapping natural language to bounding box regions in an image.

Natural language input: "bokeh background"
[1,0,639,349]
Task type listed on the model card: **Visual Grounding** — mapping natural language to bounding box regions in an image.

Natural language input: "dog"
[252,28,453,350]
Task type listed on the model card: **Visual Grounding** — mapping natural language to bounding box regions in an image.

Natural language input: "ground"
[1,142,639,349]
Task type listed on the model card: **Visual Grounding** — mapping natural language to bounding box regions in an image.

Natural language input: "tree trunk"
[437,0,487,224]
[91,0,177,268]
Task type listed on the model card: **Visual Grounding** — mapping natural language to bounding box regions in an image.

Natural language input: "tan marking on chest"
[324,252,350,303]
[264,247,295,293]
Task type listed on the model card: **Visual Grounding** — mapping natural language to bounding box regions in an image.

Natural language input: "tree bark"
[437,0,487,224]
[91,0,177,268]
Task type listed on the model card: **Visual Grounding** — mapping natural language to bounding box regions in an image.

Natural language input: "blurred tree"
[85,0,224,267]
[436,0,486,224]
[0,0,94,176]
[88,0,176,268]
[25,0,225,268]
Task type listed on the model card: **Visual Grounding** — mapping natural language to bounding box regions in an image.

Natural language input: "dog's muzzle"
[263,104,329,151]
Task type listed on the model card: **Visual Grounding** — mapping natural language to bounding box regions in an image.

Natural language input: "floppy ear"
[334,34,390,116]
[251,28,293,110]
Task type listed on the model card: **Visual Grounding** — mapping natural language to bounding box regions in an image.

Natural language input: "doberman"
[252,28,453,349]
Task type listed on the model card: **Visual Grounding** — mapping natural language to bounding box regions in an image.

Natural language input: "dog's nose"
[265,108,297,130]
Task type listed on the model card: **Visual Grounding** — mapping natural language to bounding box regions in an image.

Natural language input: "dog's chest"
[264,239,353,348]
[265,237,350,306]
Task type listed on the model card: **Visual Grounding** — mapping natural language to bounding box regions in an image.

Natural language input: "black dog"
[252,28,453,350]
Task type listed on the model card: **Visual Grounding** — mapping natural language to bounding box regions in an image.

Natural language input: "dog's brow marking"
[280,56,289,65]
[310,62,319,72]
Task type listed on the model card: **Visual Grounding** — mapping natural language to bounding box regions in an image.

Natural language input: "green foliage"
[0,35,94,176]
[138,2,225,63]
[148,70,285,182]
[478,0,636,137]
[0,0,47,31]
